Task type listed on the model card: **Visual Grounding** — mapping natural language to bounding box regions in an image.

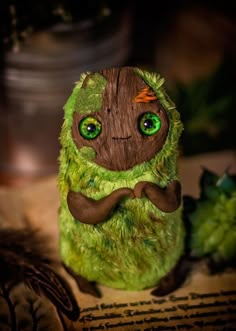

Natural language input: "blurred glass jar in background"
[0,7,132,185]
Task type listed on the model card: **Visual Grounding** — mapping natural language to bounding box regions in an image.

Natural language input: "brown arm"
[134,180,181,213]
[67,188,134,225]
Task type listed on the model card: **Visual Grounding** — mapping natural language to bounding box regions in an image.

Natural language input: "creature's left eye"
[138,112,161,136]
[79,116,102,140]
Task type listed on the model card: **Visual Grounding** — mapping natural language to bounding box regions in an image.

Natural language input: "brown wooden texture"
[67,187,134,225]
[72,67,169,171]
[134,180,181,213]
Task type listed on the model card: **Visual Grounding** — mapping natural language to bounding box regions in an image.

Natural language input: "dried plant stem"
[57,308,68,331]
[29,300,39,331]
[1,284,17,331]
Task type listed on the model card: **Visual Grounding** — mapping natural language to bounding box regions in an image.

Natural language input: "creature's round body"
[58,67,185,291]
[59,161,184,290]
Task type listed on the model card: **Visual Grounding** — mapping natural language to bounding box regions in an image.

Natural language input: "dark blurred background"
[0,0,235,185]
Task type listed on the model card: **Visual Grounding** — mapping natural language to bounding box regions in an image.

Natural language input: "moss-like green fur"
[58,68,185,290]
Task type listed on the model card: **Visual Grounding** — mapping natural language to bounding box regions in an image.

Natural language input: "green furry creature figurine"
[58,67,185,297]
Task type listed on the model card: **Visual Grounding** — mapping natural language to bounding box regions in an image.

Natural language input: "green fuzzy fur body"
[58,68,185,290]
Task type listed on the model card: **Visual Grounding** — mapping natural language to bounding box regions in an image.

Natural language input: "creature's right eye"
[79,116,102,140]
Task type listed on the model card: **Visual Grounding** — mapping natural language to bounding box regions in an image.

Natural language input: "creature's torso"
[59,163,184,290]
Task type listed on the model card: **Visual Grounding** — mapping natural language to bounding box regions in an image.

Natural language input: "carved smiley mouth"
[112,136,131,141]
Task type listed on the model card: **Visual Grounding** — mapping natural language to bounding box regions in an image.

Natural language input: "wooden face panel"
[72,67,169,171]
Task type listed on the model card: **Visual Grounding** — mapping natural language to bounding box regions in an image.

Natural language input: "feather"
[0,228,79,321]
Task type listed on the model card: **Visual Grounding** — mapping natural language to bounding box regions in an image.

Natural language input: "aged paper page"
[0,150,236,330]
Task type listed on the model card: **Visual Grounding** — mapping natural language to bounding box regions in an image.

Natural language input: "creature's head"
[61,67,183,172]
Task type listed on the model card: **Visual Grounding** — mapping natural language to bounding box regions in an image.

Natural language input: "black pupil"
[144,119,153,129]
[87,123,96,132]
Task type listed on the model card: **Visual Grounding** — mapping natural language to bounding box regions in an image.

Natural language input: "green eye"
[79,116,102,140]
[139,112,161,136]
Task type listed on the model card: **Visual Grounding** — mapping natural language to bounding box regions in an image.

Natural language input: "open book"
[0,151,235,330]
